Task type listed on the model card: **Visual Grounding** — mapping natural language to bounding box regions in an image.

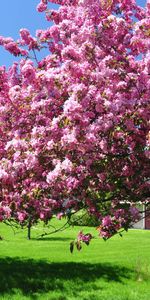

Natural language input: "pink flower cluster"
[77,231,93,245]
[98,206,140,239]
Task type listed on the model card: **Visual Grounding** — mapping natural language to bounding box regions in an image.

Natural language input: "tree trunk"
[27,218,31,240]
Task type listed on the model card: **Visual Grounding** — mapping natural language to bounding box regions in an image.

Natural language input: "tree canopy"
[0,0,149,243]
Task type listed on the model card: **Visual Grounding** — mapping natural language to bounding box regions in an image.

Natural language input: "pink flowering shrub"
[0,0,149,241]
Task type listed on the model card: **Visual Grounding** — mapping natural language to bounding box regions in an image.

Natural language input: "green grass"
[0,218,150,300]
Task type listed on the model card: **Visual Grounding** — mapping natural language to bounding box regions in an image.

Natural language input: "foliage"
[0,0,149,240]
[69,210,99,227]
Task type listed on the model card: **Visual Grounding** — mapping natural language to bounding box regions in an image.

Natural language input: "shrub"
[69,211,99,227]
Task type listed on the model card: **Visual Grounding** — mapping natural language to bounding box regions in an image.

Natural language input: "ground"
[0,218,150,300]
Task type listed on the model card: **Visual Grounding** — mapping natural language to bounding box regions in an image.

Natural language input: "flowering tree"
[0,0,149,243]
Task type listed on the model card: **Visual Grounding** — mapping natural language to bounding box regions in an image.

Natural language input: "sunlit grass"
[0,218,150,300]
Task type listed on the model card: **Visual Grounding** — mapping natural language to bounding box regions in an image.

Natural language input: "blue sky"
[0,0,147,68]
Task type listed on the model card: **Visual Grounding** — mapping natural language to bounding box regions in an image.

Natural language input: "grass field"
[0,218,150,300]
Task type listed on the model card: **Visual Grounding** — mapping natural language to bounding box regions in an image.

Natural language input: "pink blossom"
[56,212,64,219]
[4,42,21,56]
[21,61,36,83]
[102,216,112,228]
[37,2,47,12]
[61,158,73,172]
[77,231,93,244]
[17,212,27,222]
[66,177,79,190]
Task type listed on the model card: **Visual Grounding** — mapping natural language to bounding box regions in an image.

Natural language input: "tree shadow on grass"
[33,236,72,241]
[0,257,133,299]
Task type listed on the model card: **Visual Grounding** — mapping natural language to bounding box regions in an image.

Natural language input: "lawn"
[0,218,150,300]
